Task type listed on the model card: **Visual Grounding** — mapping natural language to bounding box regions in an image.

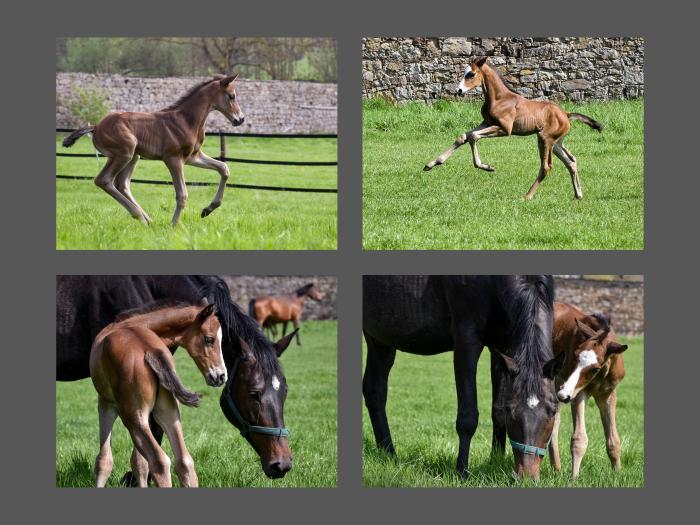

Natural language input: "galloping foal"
[89,301,227,487]
[62,74,245,225]
[424,57,603,200]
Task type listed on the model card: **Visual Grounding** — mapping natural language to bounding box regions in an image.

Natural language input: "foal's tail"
[248,298,257,319]
[567,113,604,132]
[145,351,201,407]
[62,126,95,147]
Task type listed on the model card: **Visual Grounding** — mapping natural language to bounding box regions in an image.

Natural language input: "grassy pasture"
[362,99,644,250]
[56,320,337,488]
[56,134,337,250]
[362,336,644,488]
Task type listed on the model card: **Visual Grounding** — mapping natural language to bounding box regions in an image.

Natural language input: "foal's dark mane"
[162,76,223,111]
[590,312,612,332]
[201,280,282,376]
[501,275,555,399]
[114,299,193,322]
[294,283,315,297]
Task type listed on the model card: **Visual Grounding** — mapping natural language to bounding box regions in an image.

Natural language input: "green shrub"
[66,84,110,126]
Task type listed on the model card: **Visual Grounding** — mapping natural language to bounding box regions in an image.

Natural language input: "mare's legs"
[94,155,149,223]
[114,154,152,223]
[553,141,582,199]
[489,349,507,456]
[595,390,622,471]
[524,135,554,200]
[153,387,198,487]
[282,321,289,337]
[362,332,397,455]
[570,392,588,479]
[186,152,230,218]
[423,124,503,172]
[548,405,562,472]
[164,157,187,226]
[94,396,118,487]
[292,316,301,345]
[453,323,483,477]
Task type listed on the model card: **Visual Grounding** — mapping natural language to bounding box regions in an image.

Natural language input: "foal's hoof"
[483,164,495,172]
[423,164,433,172]
[201,207,212,218]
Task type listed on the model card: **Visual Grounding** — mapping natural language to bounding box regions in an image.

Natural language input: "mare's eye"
[204,336,215,345]
[249,391,261,401]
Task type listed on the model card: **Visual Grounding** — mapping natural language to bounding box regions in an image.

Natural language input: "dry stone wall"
[363,37,644,102]
[56,73,337,133]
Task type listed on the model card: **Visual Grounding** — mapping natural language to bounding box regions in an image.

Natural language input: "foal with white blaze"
[548,301,629,479]
[90,301,226,487]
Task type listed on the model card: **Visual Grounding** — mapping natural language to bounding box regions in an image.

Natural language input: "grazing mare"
[363,275,561,479]
[249,283,324,345]
[90,301,226,487]
[548,301,629,479]
[424,57,603,200]
[61,74,245,225]
[57,275,296,482]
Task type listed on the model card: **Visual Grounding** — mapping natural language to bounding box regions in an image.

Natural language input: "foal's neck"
[176,88,215,131]
[481,64,511,104]
[138,307,199,346]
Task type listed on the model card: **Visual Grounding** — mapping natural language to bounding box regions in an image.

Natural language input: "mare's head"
[457,56,488,95]
[180,303,227,387]
[210,74,245,127]
[301,283,324,301]
[496,350,563,479]
[556,315,627,403]
[220,330,296,479]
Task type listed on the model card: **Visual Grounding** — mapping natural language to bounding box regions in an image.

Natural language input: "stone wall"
[554,276,644,336]
[220,275,337,320]
[56,73,337,134]
[362,37,644,103]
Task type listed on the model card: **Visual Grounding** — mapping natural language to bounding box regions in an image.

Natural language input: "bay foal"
[89,301,226,487]
[549,301,629,479]
[62,75,245,225]
[424,57,603,200]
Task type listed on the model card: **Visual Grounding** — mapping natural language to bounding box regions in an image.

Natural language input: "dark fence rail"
[56,128,338,193]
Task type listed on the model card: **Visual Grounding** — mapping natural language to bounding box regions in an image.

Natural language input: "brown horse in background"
[249,283,323,346]
[548,301,629,479]
[89,300,226,487]
[62,74,245,225]
[424,57,603,200]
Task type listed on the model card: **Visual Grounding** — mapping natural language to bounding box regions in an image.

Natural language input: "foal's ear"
[494,351,519,376]
[543,351,566,379]
[196,303,216,323]
[474,56,488,68]
[220,73,239,87]
[606,341,628,356]
[275,329,298,357]
[575,318,598,339]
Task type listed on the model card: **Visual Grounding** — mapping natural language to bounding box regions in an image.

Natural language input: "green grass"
[362,336,644,487]
[56,134,337,250]
[363,99,644,250]
[56,320,337,487]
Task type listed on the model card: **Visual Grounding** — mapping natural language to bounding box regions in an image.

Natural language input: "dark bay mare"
[363,275,562,479]
[61,75,245,225]
[57,275,296,481]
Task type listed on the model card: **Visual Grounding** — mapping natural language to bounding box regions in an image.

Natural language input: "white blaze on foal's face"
[558,349,598,400]
[272,375,281,391]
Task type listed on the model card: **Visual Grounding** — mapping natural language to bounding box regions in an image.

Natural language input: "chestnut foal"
[424,57,603,200]
[89,301,227,487]
[62,74,245,225]
[548,301,629,479]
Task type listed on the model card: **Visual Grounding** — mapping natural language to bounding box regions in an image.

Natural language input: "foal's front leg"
[186,152,230,218]
[164,157,188,226]
[595,390,622,472]
[423,124,502,172]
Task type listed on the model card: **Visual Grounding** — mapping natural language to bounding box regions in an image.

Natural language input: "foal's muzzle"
[206,369,228,387]
[229,115,245,127]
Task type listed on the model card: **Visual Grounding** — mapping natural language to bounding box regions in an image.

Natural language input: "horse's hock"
[56,73,337,134]
[362,37,644,103]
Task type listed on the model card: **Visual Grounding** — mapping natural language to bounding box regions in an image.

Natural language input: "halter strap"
[509,436,551,457]
[220,358,290,438]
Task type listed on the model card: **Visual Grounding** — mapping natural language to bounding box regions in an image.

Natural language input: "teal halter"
[220,358,290,438]
[510,436,551,457]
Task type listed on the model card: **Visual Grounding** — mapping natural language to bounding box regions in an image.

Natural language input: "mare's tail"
[145,351,201,407]
[62,126,95,147]
[567,113,604,132]
[248,298,257,319]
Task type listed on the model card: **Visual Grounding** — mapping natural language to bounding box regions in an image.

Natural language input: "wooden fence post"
[219,131,226,161]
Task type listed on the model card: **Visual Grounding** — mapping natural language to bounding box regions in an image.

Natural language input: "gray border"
[4,0,699,522]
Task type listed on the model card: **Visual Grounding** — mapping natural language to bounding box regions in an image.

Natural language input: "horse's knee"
[456,412,479,437]
[94,176,112,190]
[151,454,171,476]
[176,195,188,208]
[175,454,195,475]
[95,450,113,472]
[220,165,230,179]
[456,133,468,145]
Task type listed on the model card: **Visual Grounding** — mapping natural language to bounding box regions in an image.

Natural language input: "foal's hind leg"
[153,387,198,487]
[123,414,172,487]
[95,396,118,487]
[553,142,582,199]
[186,152,230,218]
[164,156,188,226]
[95,156,150,223]
[524,136,554,200]
[115,154,152,223]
